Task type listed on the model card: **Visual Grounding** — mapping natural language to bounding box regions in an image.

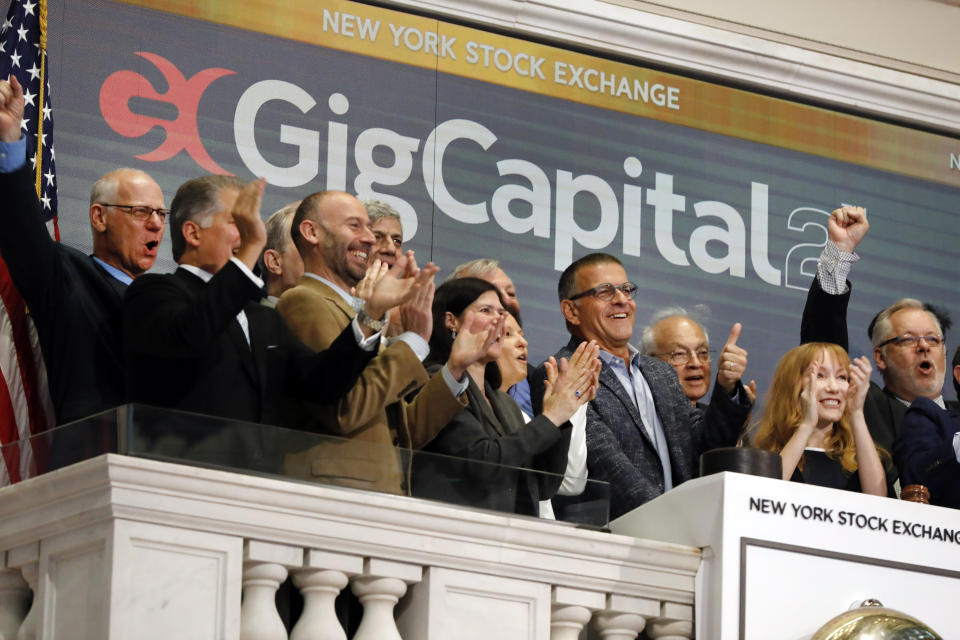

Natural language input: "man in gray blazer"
[533,253,752,519]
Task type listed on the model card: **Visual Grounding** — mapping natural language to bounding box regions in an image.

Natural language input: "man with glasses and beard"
[533,253,752,519]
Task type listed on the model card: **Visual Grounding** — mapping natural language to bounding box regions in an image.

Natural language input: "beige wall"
[608,0,960,82]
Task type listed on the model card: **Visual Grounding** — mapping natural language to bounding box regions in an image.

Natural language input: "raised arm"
[0,75,60,305]
[800,206,868,349]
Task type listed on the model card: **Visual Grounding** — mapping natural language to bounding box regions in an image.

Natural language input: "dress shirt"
[180,261,264,347]
[0,136,26,172]
[816,240,859,295]
[92,257,133,286]
[508,378,534,416]
[598,346,674,491]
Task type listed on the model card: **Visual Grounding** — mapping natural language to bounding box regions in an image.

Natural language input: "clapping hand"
[541,340,601,426]
[365,251,439,321]
[447,310,505,381]
[846,356,872,414]
[232,178,267,270]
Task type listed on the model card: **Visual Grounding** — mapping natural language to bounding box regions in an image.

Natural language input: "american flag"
[0,0,56,484]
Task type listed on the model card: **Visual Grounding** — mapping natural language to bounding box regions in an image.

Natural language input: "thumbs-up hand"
[716,322,748,393]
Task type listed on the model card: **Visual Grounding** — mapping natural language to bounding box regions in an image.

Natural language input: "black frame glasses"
[876,334,944,349]
[657,348,714,366]
[99,203,169,221]
[567,282,638,302]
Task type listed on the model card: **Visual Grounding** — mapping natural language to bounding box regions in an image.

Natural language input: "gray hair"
[446,258,501,283]
[169,175,245,261]
[363,199,402,230]
[257,204,298,275]
[640,305,711,355]
[870,298,943,348]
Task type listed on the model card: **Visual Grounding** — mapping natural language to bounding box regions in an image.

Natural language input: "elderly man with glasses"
[0,75,167,424]
[800,205,954,487]
[641,307,756,412]
[531,252,752,519]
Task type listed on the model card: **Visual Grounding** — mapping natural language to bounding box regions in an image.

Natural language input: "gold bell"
[811,599,942,639]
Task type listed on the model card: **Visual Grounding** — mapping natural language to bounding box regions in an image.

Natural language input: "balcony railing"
[0,406,698,639]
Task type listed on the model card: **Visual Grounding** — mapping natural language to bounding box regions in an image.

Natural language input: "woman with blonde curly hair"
[754,342,888,496]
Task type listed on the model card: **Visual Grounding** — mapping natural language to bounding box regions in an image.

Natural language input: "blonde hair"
[754,343,888,473]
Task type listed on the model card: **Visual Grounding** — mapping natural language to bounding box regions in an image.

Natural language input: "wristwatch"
[357,306,387,332]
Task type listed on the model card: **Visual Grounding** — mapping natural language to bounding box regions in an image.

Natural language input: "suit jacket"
[123,262,374,449]
[275,275,465,494]
[532,336,750,519]
[414,371,571,516]
[0,164,129,424]
[895,398,960,509]
[798,276,955,483]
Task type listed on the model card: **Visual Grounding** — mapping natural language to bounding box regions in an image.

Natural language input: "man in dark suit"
[534,253,752,519]
[894,347,960,508]
[800,205,953,485]
[122,176,419,456]
[0,75,166,425]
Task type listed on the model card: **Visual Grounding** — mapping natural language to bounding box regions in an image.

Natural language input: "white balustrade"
[5,545,37,640]
[593,594,659,640]
[551,586,604,640]
[0,559,29,640]
[0,455,699,640]
[351,558,421,640]
[289,550,363,640]
[240,541,302,640]
[645,602,694,640]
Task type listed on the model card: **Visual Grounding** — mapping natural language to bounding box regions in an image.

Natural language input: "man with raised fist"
[0,75,166,424]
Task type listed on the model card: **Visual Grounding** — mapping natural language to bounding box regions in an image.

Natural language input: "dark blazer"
[799,276,954,483]
[123,261,374,427]
[895,398,960,509]
[533,336,751,519]
[413,369,571,516]
[0,164,129,424]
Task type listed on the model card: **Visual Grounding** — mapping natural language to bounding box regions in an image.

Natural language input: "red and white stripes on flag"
[0,255,53,484]
[0,0,57,484]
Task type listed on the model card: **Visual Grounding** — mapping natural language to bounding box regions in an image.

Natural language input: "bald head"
[292,191,375,289]
[644,315,712,403]
[88,168,166,278]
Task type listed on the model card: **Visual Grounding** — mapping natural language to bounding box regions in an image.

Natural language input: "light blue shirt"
[598,345,674,491]
[92,257,133,286]
[0,136,26,173]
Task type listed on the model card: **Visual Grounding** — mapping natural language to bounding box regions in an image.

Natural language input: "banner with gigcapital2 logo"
[49,0,960,391]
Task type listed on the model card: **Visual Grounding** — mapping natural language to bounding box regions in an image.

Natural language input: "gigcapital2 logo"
[99,52,235,174]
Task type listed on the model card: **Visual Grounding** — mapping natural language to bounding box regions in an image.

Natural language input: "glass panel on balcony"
[1,404,609,527]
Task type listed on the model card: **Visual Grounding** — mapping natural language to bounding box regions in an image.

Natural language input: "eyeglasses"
[567,282,638,302]
[100,203,169,221]
[657,348,714,366]
[877,334,944,349]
